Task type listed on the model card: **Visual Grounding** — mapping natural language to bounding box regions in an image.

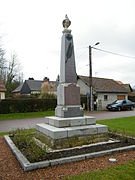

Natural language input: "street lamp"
[89,42,100,111]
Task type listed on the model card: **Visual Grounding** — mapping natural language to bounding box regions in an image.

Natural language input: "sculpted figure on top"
[62,15,71,33]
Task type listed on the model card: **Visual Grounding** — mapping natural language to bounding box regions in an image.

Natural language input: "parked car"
[106,100,135,111]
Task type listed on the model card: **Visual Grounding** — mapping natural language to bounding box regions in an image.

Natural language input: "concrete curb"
[4,135,135,171]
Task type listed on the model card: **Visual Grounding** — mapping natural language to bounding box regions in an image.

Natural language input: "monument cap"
[62,15,71,33]
[62,15,71,28]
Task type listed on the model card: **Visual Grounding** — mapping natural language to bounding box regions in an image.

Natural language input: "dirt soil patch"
[0,136,135,179]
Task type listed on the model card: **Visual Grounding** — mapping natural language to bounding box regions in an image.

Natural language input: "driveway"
[0,110,135,132]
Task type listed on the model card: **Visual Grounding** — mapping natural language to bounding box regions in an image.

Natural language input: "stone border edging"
[4,135,135,171]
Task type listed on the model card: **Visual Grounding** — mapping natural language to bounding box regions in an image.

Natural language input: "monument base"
[36,116,108,149]
[35,131,108,149]
[55,105,83,118]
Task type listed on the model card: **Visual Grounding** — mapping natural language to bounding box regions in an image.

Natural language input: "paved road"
[86,109,135,120]
[0,110,135,132]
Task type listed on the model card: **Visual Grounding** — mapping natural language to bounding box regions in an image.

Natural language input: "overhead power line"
[77,46,135,69]
[77,49,88,59]
[93,47,135,59]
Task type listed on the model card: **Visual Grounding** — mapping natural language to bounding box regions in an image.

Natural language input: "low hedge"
[0,99,57,114]
[0,96,87,114]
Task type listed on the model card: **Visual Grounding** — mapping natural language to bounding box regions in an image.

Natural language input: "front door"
[117,95,125,100]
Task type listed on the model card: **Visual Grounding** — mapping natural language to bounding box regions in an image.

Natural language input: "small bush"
[39,93,56,99]
[10,129,46,163]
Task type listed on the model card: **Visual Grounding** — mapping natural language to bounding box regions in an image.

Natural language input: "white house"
[77,75,128,110]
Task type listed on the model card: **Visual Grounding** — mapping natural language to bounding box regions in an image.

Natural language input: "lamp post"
[89,42,100,111]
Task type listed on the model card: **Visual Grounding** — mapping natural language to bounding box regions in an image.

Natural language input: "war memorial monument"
[36,15,108,149]
[5,16,135,172]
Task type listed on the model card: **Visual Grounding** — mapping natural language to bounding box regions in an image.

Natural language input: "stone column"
[55,15,83,118]
[60,33,77,84]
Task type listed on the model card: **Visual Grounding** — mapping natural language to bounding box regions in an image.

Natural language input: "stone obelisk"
[36,15,108,150]
[55,15,83,118]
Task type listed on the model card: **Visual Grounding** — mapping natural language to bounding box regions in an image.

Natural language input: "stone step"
[36,123,108,140]
[45,116,96,128]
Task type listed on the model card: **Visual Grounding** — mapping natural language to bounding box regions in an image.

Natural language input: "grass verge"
[97,116,135,137]
[0,128,36,136]
[67,160,135,180]
[0,111,54,120]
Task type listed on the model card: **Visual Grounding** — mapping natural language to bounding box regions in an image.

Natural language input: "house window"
[104,95,108,101]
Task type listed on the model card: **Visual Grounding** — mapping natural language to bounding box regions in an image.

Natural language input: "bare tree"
[0,36,23,97]
[5,52,23,97]
[0,41,7,80]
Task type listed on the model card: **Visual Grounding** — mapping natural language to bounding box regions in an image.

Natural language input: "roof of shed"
[78,75,128,93]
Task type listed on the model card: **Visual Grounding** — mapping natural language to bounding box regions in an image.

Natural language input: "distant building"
[77,75,128,110]
[13,77,56,96]
[116,81,134,97]
[0,75,6,99]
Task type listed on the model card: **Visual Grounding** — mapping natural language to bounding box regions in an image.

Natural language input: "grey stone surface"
[60,33,77,84]
[57,83,81,106]
[85,116,96,125]
[45,116,96,128]
[66,125,98,137]
[50,154,85,166]
[36,123,68,139]
[36,123,107,139]
[45,118,49,124]
[96,124,108,133]
[69,117,86,127]
[55,105,83,118]
[57,83,65,105]
[46,116,70,127]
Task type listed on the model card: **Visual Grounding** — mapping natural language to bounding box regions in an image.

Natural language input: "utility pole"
[89,42,100,111]
[89,46,93,111]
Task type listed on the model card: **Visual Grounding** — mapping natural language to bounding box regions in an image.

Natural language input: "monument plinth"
[36,15,108,149]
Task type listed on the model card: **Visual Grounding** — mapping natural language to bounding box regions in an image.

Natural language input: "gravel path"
[0,136,135,179]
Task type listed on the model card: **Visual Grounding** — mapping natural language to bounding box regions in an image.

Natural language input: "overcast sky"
[0,0,135,86]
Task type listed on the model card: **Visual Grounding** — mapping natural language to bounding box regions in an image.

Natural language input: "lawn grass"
[0,128,36,136]
[97,116,135,137]
[68,160,135,180]
[0,111,54,120]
